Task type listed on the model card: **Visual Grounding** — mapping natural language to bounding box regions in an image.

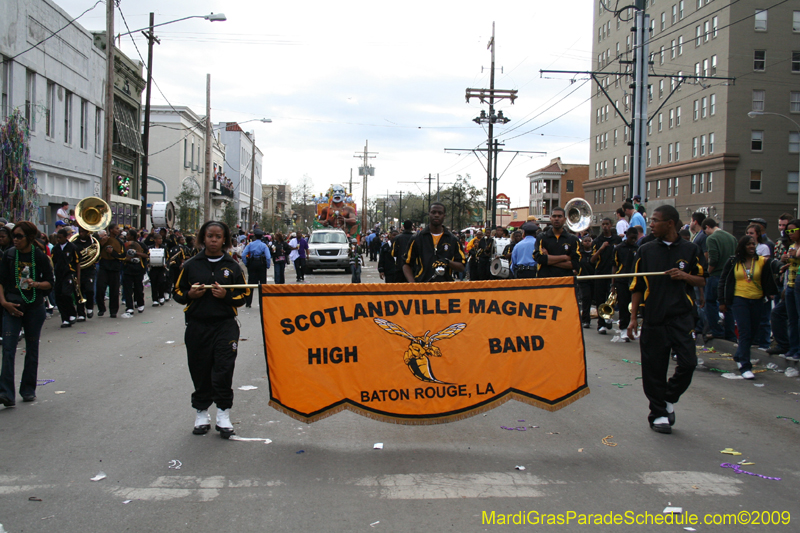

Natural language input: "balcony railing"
[211,179,235,198]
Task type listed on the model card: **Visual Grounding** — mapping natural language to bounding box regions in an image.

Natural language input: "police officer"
[628,205,705,434]
[510,222,538,279]
[242,230,271,308]
[403,203,465,283]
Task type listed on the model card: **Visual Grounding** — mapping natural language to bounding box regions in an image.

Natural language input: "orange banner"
[260,278,589,424]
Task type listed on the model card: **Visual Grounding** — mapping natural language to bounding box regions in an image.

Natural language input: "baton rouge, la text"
[360,383,495,403]
[280,299,563,335]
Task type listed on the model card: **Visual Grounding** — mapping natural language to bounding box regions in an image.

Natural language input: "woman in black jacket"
[718,235,780,379]
[173,221,248,438]
[270,232,291,285]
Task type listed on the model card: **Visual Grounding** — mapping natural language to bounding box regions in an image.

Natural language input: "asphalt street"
[1,260,799,532]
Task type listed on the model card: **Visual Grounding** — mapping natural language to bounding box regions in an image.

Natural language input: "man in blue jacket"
[242,230,271,308]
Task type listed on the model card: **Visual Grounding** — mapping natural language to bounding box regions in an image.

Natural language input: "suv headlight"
[308,249,317,256]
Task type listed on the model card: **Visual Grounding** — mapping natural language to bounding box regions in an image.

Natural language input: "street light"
[748,111,800,217]
[128,12,227,227]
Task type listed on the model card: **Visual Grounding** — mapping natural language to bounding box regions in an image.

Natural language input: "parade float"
[312,184,360,236]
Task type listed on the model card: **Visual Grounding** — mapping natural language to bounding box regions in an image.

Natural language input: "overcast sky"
[60,0,593,209]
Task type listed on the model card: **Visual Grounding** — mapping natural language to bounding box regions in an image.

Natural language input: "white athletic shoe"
[742,370,755,380]
[159,298,165,305]
[165,294,171,301]
[598,327,608,335]
[126,309,134,315]
[87,309,93,318]
[137,306,145,313]
[152,302,160,307]
[76,316,86,322]
[619,331,630,342]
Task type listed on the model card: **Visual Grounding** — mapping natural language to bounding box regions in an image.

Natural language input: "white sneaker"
[193,409,211,435]
[126,309,134,315]
[87,309,93,318]
[121,312,133,318]
[750,358,760,365]
[619,331,629,342]
[742,370,755,380]
[165,294,171,301]
[77,316,86,322]
[152,302,160,307]
[737,362,743,369]
[215,408,235,438]
[598,327,608,335]
[137,306,145,313]
[159,298,165,305]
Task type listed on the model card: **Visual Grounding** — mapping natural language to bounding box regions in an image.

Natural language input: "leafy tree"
[174,182,201,233]
[438,174,485,230]
[222,201,238,232]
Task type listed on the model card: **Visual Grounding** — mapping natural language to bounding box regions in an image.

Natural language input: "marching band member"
[51,228,80,328]
[0,221,55,406]
[73,227,96,320]
[577,235,595,328]
[168,235,187,295]
[391,221,415,284]
[534,207,580,278]
[122,229,147,316]
[148,233,170,306]
[591,218,621,334]
[628,205,705,434]
[173,221,248,439]
[403,203,465,283]
[613,226,640,340]
[378,230,399,283]
[95,223,125,318]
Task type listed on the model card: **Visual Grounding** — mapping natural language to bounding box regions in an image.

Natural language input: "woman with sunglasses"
[0,221,54,407]
[718,235,780,379]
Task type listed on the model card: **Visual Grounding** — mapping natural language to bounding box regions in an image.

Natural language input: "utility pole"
[397,190,403,223]
[354,141,377,231]
[466,23,516,229]
[203,74,212,222]
[248,133,256,230]
[139,12,159,227]
[427,173,432,214]
[102,0,115,204]
[631,4,649,200]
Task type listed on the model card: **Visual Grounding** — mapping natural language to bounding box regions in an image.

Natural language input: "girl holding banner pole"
[173,221,249,438]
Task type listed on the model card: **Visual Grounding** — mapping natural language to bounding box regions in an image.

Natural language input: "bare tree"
[291,174,316,232]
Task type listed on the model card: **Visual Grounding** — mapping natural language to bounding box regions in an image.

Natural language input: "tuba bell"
[69,196,111,270]
[564,197,593,233]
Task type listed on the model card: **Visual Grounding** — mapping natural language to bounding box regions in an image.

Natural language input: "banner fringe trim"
[268,387,590,426]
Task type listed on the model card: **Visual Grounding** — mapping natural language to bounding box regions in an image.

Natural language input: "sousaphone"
[70,196,112,269]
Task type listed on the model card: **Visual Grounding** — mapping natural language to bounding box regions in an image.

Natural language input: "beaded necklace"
[15,248,36,304]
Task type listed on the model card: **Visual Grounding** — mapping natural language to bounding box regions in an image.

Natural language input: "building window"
[190,139,195,168]
[692,137,698,157]
[789,131,800,153]
[752,130,764,151]
[710,93,716,115]
[80,99,87,149]
[0,57,10,119]
[675,142,681,161]
[674,177,679,196]
[754,50,766,71]
[656,180,662,198]
[672,4,678,24]
[679,0,684,19]
[693,100,699,120]
[794,11,800,32]
[789,171,799,193]
[700,173,705,193]
[703,58,709,77]
[594,163,599,178]
[647,182,651,197]
[671,39,676,59]
[668,143,674,162]
[622,185,627,199]
[752,90,765,111]
[46,81,55,138]
[64,91,72,145]
[669,109,674,128]
[623,155,628,171]
[700,134,706,156]
[708,172,713,192]
[648,121,653,136]
[647,149,652,167]
[709,132,715,153]
[603,189,607,203]
[678,36,683,55]
[658,113,663,131]
[659,79,664,98]
[792,92,800,113]
[695,62,701,78]
[624,126,629,141]
[661,12,666,31]
[95,108,101,154]
[566,180,574,192]
[712,16,718,37]
[614,129,618,145]
[604,132,608,149]
[613,158,618,174]
[657,146,662,164]
[711,55,717,75]
[701,97,708,118]
[793,51,800,73]
[595,135,600,152]
[704,20,710,42]
[660,45,665,65]
[695,25,702,46]
[25,70,35,131]
[668,177,673,196]
[755,9,767,31]
[750,170,762,191]
[692,174,697,193]
[604,160,608,176]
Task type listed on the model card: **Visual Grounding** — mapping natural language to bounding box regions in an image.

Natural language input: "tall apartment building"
[216,123,263,229]
[587,0,800,235]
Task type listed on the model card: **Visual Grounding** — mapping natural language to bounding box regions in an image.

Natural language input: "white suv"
[305,229,351,273]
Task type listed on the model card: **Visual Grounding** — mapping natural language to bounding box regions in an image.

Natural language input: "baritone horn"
[598,289,618,321]
[564,197,593,233]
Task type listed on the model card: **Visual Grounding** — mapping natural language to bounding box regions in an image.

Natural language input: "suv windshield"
[309,232,348,244]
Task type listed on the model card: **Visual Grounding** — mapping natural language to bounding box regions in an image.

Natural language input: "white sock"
[653,416,669,425]
[665,402,674,414]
